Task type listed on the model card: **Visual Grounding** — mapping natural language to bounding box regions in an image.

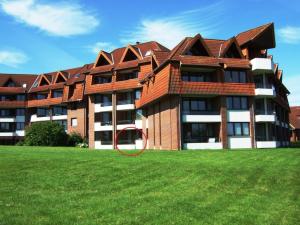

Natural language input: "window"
[37,108,49,117]
[16,95,25,101]
[227,122,249,136]
[226,97,248,110]
[52,90,63,98]
[117,92,134,105]
[95,131,112,144]
[16,109,25,116]
[93,75,112,84]
[0,109,11,117]
[116,71,138,81]
[55,120,67,130]
[16,122,25,130]
[71,118,77,127]
[94,94,112,106]
[0,122,11,131]
[95,112,112,125]
[181,71,214,82]
[136,109,143,120]
[37,93,47,100]
[135,90,141,100]
[53,106,67,116]
[182,98,213,114]
[224,70,247,83]
[182,123,218,143]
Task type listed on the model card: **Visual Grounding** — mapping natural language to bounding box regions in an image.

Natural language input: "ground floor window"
[227,122,249,136]
[16,122,25,130]
[183,123,219,143]
[95,131,112,145]
[117,130,142,144]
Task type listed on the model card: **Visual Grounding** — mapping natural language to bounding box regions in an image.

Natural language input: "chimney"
[136,41,140,45]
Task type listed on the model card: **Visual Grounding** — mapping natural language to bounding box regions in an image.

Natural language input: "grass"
[0,146,299,225]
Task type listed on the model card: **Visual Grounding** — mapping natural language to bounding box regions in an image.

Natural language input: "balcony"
[94,103,113,113]
[255,88,276,97]
[256,141,277,148]
[182,111,221,123]
[116,101,135,110]
[227,110,250,122]
[30,114,51,122]
[228,137,252,149]
[251,58,275,74]
[94,122,113,131]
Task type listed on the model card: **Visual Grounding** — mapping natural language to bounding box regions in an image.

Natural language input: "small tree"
[24,121,68,146]
[68,132,83,146]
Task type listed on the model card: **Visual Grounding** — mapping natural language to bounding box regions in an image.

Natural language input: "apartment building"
[0,23,291,149]
[290,106,300,142]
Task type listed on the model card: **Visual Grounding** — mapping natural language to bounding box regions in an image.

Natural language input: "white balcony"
[117,140,144,150]
[0,117,15,122]
[183,142,222,150]
[256,141,277,148]
[228,137,252,149]
[116,120,142,130]
[94,104,113,113]
[30,114,51,122]
[52,115,67,120]
[15,130,25,136]
[0,132,14,137]
[16,116,25,122]
[255,88,276,97]
[251,58,275,74]
[94,141,113,150]
[94,122,113,131]
[255,114,275,122]
[182,114,222,123]
[116,104,135,110]
[227,110,250,122]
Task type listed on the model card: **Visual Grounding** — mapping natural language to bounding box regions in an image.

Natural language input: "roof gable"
[94,51,113,67]
[38,75,51,86]
[182,34,212,56]
[3,78,17,87]
[221,38,244,58]
[54,72,68,83]
[120,45,142,62]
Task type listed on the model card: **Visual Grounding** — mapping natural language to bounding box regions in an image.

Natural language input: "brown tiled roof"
[204,39,225,57]
[236,23,273,46]
[290,107,300,129]
[0,74,37,92]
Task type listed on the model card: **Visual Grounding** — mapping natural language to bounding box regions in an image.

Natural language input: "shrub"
[68,132,83,146]
[24,121,68,146]
[16,140,24,146]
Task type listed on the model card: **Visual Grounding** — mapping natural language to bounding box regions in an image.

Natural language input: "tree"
[24,121,68,146]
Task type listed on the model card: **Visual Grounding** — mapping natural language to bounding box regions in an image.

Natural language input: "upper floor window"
[117,92,134,105]
[16,109,25,116]
[52,90,63,98]
[0,109,11,117]
[224,70,247,83]
[135,90,141,100]
[16,95,25,101]
[16,122,25,130]
[53,106,67,116]
[0,122,11,131]
[37,108,49,117]
[182,98,213,114]
[181,71,215,82]
[37,93,48,100]
[93,75,112,84]
[94,94,112,106]
[116,71,138,81]
[226,96,248,110]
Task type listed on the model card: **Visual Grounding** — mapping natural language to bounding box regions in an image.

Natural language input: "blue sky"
[0,0,299,105]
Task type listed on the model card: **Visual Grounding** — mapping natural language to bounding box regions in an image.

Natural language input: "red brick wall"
[67,100,87,139]
[88,96,94,148]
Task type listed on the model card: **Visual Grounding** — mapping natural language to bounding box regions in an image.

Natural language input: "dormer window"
[93,74,112,84]
[120,46,141,63]
[116,71,138,81]
[52,90,63,98]
[4,79,16,87]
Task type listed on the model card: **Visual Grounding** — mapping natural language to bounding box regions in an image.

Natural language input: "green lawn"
[0,146,299,225]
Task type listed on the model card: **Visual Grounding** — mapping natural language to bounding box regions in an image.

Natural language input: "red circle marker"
[114,126,147,157]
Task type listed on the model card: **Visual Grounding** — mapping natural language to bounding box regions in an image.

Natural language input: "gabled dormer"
[151,55,158,70]
[183,34,212,56]
[54,72,68,83]
[221,38,244,58]
[4,78,17,87]
[94,50,113,67]
[120,45,142,63]
[38,75,51,86]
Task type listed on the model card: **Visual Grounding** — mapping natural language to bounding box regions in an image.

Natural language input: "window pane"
[235,123,242,135]
[224,71,232,82]
[226,97,233,109]
[232,71,239,82]
[240,71,246,83]
[191,100,199,111]
[227,123,234,136]
[241,97,248,109]
[182,100,190,112]
[198,100,206,111]
[233,97,241,109]
[242,123,249,136]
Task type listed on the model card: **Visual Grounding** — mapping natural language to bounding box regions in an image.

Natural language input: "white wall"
[227,110,250,122]
[228,137,252,149]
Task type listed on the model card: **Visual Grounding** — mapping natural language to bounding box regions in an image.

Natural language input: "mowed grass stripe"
[0,146,299,225]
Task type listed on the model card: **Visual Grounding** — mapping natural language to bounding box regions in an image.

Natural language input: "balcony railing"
[182,110,219,115]
[117,119,135,125]
[117,99,134,105]
[183,136,220,143]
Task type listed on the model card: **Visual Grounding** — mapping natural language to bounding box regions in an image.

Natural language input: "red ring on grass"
[114,126,147,157]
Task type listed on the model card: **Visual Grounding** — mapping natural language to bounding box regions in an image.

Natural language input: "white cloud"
[278,26,300,44]
[0,0,99,37]
[0,50,28,67]
[88,42,117,54]
[120,2,224,48]
[284,75,300,106]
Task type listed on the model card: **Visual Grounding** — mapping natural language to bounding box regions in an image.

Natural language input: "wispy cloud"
[278,26,300,44]
[0,0,99,37]
[284,75,300,106]
[0,50,28,67]
[120,2,224,48]
[87,42,117,54]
